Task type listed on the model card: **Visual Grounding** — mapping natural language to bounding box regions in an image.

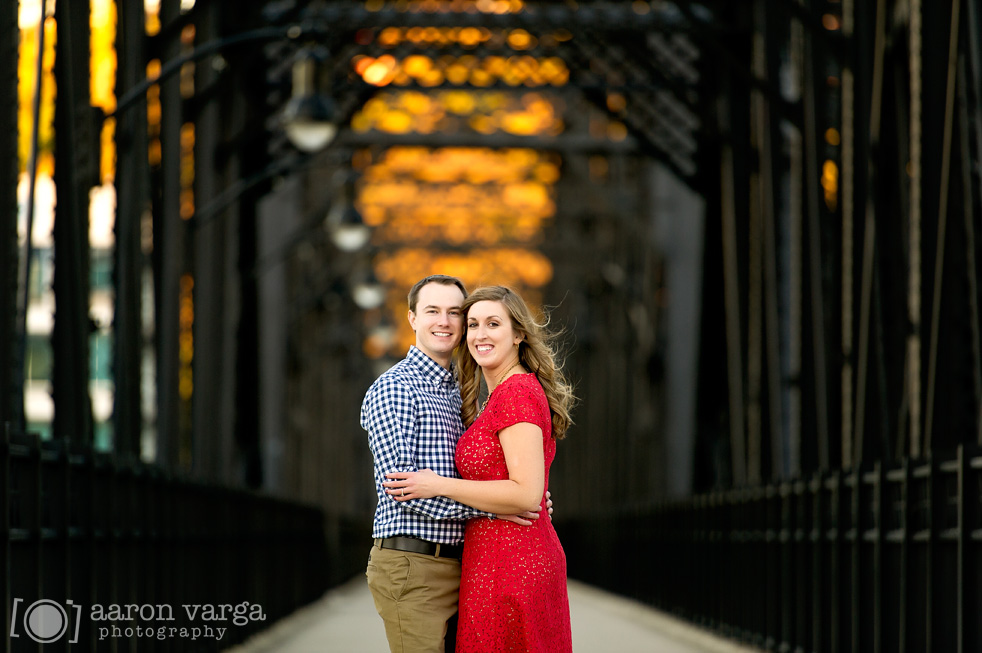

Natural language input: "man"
[362,275,543,653]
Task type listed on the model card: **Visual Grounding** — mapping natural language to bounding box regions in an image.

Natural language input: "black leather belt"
[375,536,463,560]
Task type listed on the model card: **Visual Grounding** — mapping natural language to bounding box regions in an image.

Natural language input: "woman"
[383,285,575,652]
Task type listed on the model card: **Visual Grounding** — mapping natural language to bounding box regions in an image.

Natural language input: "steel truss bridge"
[1,0,981,650]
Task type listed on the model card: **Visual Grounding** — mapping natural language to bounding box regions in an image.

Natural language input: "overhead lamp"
[282,49,338,152]
[364,322,397,360]
[325,176,370,252]
[352,269,386,310]
[327,204,371,252]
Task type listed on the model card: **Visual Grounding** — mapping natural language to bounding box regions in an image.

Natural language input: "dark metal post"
[758,0,786,481]
[851,0,883,466]
[52,0,96,445]
[798,0,831,473]
[840,0,857,469]
[719,92,748,488]
[870,463,884,653]
[827,472,842,652]
[846,466,859,650]
[2,425,10,651]
[810,475,824,652]
[956,445,967,652]
[112,1,149,460]
[155,0,188,470]
[189,0,230,483]
[0,0,18,433]
[906,0,924,460]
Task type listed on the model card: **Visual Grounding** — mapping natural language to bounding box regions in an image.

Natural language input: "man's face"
[408,282,465,367]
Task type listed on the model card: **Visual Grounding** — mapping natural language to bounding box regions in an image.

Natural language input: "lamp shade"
[283,94,338,152]
[327,203,370,252]
[352,279,386,310]
[282,54,338,152]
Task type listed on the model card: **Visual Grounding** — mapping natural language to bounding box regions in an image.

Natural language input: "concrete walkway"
[225,575,760,653]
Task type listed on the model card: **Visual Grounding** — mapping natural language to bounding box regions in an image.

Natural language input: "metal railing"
[562,446,980,653]
[0,427,361,652]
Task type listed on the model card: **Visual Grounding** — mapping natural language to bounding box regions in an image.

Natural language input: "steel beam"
[300,1,691,32]
[154,0,188,469]
[113,1,150,459]
[52,0,95,444]
[0,0,18,431]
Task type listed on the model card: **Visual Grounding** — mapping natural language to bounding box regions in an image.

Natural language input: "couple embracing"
[362,275,575,653]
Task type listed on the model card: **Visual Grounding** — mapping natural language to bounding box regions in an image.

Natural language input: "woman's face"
[466,300,521,374]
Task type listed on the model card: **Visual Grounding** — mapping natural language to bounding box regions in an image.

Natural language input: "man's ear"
[408,310,417,331]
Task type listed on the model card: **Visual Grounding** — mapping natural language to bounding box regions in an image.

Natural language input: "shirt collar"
[407,346,456,387]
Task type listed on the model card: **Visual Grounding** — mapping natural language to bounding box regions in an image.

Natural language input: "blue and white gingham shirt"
[362,346,489,544]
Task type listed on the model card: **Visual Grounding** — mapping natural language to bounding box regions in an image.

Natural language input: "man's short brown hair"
[407,275,468,313]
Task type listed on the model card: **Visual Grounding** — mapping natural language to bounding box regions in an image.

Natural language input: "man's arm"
[364,378,491,521]
[384,422,545,513]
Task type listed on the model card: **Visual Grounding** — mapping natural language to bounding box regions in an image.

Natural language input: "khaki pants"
[366,543,461,653]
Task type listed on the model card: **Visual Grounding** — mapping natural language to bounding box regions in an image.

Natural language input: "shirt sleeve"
[363,377,491,521]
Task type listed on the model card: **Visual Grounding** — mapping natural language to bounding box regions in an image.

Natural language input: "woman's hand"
[383,469,444,501]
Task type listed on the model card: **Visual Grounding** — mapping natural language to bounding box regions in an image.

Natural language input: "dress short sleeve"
[488,374,551,437]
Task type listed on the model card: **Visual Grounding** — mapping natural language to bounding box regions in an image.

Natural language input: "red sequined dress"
[454,373,572,653]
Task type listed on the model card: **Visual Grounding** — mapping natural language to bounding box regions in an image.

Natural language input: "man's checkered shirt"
[362,346,488,544]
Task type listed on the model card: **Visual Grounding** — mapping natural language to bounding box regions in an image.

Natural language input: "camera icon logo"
[10,598,82,644]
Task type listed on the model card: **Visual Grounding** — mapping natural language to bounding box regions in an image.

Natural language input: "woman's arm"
[383,422,545,514]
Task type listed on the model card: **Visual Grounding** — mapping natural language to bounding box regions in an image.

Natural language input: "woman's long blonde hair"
[455,286,576,439]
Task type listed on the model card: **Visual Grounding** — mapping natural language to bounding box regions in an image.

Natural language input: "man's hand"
[496,508,540,526]
[497,490,554,526]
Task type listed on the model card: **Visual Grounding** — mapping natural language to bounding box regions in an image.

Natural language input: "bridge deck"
[224,575,760,653]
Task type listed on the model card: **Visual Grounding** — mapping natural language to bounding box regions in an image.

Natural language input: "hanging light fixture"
[327,204,371,252]
[325,174,371,252]
[352,266,386,310]
[282,47,338,152]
